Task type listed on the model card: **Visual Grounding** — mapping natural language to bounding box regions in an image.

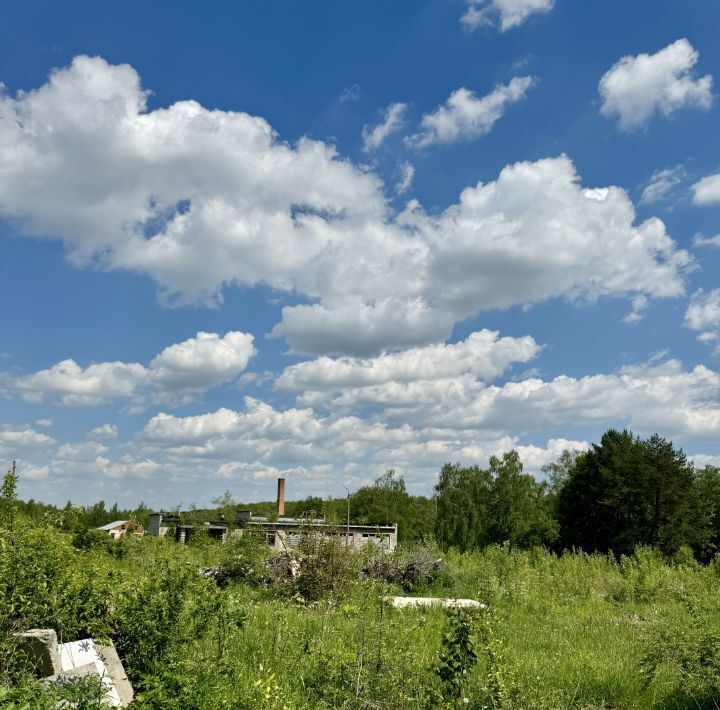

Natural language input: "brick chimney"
[277,477,286,517]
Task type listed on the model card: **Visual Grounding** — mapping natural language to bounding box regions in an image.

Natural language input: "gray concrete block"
[96,643,134,707]
[12,628,62,677]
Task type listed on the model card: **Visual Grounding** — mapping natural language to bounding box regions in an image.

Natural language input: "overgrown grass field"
[3,523,720,709]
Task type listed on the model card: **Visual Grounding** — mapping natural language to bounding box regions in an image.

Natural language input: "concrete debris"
[44,661,100,685]
[12,628,63,677]
[386,596,486,610]
[198,561,257,586]
[96,643,134,707]
[13,630,133,708]
[265,554,301,584]
[58,638,124,707]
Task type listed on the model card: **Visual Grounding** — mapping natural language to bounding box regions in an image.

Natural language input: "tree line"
[435,429,720,560]
[5,427,719,559]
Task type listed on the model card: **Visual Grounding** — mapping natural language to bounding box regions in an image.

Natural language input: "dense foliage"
[435,451,557,551]
[557,431,697,556]
[4,514,720,707]
[433,430,720,560]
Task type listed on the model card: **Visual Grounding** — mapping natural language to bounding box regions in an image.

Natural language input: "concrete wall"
[147,514,170,537]
[256,524,397,552]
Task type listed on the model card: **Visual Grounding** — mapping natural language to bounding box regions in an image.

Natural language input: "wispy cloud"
[462,0,554,32]
[640,165,686,204]
[362,102,407,152]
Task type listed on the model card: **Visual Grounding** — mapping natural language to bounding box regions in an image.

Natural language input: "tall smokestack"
[277,477,285,517]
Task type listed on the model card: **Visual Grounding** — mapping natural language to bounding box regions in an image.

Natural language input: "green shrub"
[111,563,196,677]
[640,601,720,706]
[0,674,108,710]
[293,533,357,603]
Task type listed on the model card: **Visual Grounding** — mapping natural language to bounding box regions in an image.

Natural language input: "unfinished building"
[237,478,398,552]
[147,513,229,543]
[147,478,398,552]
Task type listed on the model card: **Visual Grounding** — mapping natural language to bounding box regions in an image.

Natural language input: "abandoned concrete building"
[147,513,229,543]
[147,478,398,552]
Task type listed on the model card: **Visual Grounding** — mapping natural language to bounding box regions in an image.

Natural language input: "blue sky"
[2,0,720,508]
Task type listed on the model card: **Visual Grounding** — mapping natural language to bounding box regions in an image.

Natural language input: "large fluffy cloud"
[276,347,720,442]
[7,346,720,504]
[0,57,692,356]
[599,39,714,131]
[368,359,720,438]
[57,355,720,497]
[148,331,255,390]
[13,331,255,406]
[277,329,541,402]
[408,78,535,148]
[128,398,588,493]
[276,154,691,354]
[461,0,554,32]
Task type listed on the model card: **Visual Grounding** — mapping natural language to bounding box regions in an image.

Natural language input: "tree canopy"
[434,451,556,551]
[556,430,696,556]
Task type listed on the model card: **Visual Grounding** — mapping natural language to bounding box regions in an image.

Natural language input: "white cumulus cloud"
[640,165,686,204]
[13,331,255,406]
[685,289,720,351]
[89,423,118,439]
[396,162,415,194]
[692,173,720,206]
[41,355,720,500]
[408,77,535,148]
[149,331,255,390]
[0,425,55,456]
[599,39,714,131]
[17,360,146,406]
[277,329,541,401]
[311,358,720,440]
[693,233,720,248]
[0,57,693,356]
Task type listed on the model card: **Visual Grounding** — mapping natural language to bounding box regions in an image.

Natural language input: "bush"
[293,533,357,602]
[640,601,720,705]
[111,563,196,677]
[0,674,108,710]
[216,531,269,586]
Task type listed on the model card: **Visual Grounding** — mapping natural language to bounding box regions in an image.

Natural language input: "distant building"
[146,477,398,552]
[96,520,143,539]
[147,513,228,543]
[239,513,398,552]
[237,478,398,552]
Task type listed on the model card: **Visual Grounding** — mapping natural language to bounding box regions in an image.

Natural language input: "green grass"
[3,527,720,708]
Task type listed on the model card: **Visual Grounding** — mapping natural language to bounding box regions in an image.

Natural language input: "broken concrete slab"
[59,638,122,707]
[44,661,100,684]
[386,596,486,610]
[12,628,62,677]
[96,643,134,707]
